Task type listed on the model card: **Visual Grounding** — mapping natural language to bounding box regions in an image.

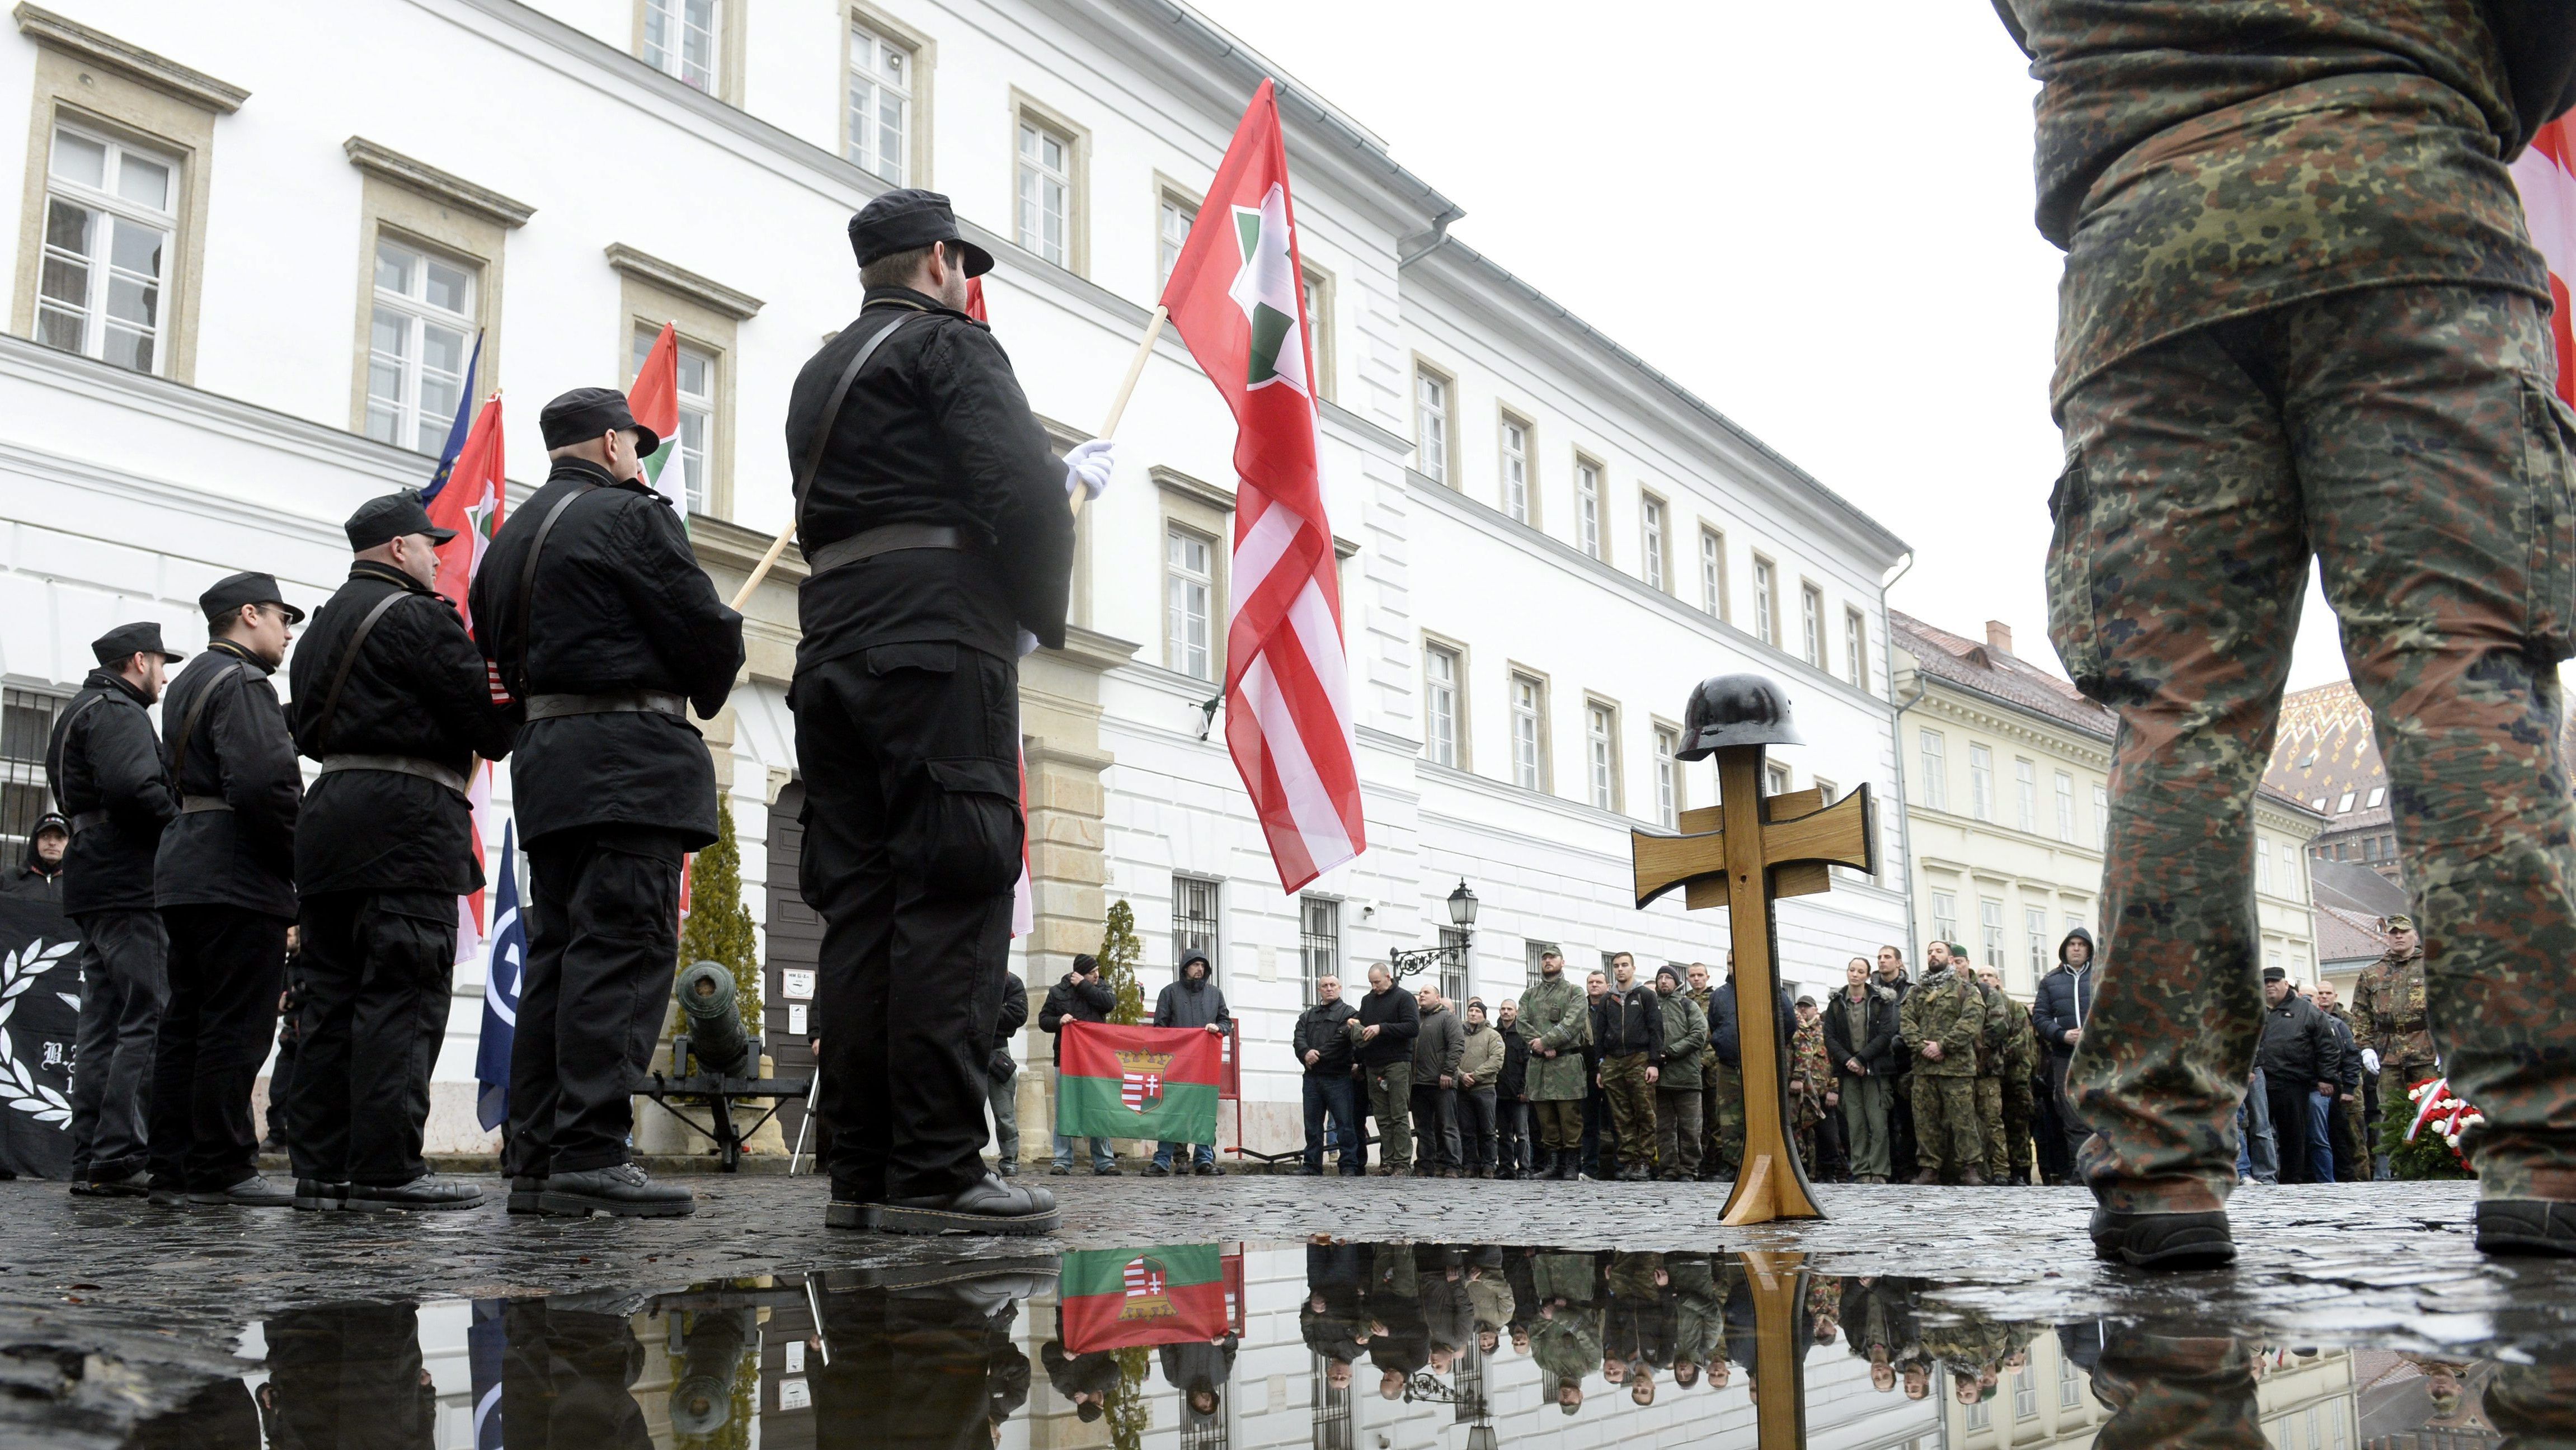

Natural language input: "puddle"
[45,1242,2576,1447]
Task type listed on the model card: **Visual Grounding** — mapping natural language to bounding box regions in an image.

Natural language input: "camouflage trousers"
[1654,1086,1703,1179]
[2054,285,2576,1211]
[1707,1061,1746,1176]
[1911,1074,1981,1180]
[1599,1053,1657,1170]
[1998,1075,2034,1183]
[1976,1075,2005,1178]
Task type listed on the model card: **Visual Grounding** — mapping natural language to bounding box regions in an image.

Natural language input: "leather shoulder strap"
[45,690,109,811]
[793,311,923,524]
[309,589,411,754]
[170,661,248,790]
[508,482,604,697]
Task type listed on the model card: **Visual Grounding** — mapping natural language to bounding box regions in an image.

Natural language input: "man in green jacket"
[1652,965,1709,1182]
[1515,951,1591,1181]
[1898,943,1985,1186]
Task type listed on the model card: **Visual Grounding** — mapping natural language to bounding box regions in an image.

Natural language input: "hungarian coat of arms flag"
[1059,1245,1230,1353]
[1057,1021,1221,1145]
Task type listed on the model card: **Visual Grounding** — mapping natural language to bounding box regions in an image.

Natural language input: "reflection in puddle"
[111,1244,2572,1448]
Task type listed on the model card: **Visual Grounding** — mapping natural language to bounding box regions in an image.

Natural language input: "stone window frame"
[1750,553,1780,647]
[1572,451,1606,563]
[1506,663,1553,795]
[1421,630,1470,773]
[1009,88,1090,276]
[843,0,934,188]
[1154,464,1234,684]
[1639,489,1670,594]
[1699,524,1729,622]
[11,5,248,385]
[1412,356,1456,486]
[342,138,532,444]
[632,0,747,103]
[607,243,763,522]
[1300,258,1336,403]
[1497,408,1535,526]
[1583,693,1623,815]
[1651,715,1685,826]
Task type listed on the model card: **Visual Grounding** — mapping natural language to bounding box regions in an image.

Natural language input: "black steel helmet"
[1676,672,1802,761]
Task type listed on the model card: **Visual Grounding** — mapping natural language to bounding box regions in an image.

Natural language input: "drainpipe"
[1396,206,1464,269]
[1878,551,1920,961]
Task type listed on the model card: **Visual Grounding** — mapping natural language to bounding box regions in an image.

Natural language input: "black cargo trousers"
[796,640,1024,1204]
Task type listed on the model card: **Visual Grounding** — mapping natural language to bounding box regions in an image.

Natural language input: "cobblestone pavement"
[0,1174,2566,1443]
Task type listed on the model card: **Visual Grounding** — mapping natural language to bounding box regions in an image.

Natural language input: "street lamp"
[1388,879,1477,981]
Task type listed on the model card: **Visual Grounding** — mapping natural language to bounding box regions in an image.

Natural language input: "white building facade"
[0,0,1909,1157]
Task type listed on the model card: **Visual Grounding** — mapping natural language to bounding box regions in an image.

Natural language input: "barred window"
[1300,896,1340,1007]
[1524,939,1558,988]
[1,687,68,852]
[1172,875,1220,980]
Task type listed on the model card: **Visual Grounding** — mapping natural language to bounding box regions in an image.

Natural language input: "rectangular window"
[2094,783,2110,849]
[1699,528,1726,618]
[1500,416,1531,523]
[1164,526,1214,681]
[642,0,720,91]
[631,327,713,513]
[1930,891,1958,944]
[1510,674,1545,791]
[1766,760,1791,797]
[1158,192,1197,289]
[1300,896,1340,1008]
[2281,840,2299,894]
[846,23,912,184]
[1,687,67,854]
[1575,460,1602,559]
[1016,119,1073,266]
[1586,702,1618,812]
[1423,642,1460,769]
[1416,370,1450,485]
[1302,266,1334,401]
[1752,557,1777,645]
[2027,907,2048,977]
[1845,608,1867,688]
[1524,939,1558,989]
[2257,834,2273,893]
[1652,726,1680,829]
[38,124,177,375]
[1640,495,1666,589]
[1439,927,1469,1007]
[1172,875,1220,979]
[2054,770,2076,842]
[1918,729,1948,811]
[2266,949,2283,981]
[1800,583,1824,667]
[1981,898,2006,969]
[2060,1355,2086,1409]
[366,237,475,455]
[2015,1368,2037,1421]
[1969,743,1994,822]
[2015,759,2038,832]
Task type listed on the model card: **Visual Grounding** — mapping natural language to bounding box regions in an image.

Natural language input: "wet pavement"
[2,1173,2573,1446]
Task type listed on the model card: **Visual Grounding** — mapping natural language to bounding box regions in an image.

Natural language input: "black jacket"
[44,670,176,915]
[287,562,520,896]
[1153,971,1231,1032]
[1499,1023,1531,1099]
[1708,978,1796,1071]
[468,459,744,849]
[2256,988,2343,1090]
[992,978,1028,1080]
[2034,929,2098,1057]
[1355,983,1419,1068]
[1294,998,1358,1076]
[1822,981,1901,1077]
[154,640,301,919]
[786,286,1078,667]
[2323,1009,2363,1095]
[1592,981,1664,1063]
[1039,969,1116,1065]
[2,813,65,905]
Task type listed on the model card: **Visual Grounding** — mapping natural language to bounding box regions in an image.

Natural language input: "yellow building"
[1892,613,2330,994]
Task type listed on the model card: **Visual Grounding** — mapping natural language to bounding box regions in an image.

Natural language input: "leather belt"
[523,689,688,722]
[318,753,470,797]
[805,522,966,577]
[180,794,232,814]
[69,809,110,834]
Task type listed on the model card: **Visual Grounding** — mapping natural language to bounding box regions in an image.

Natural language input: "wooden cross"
[1740,1249,1811,1448]
[1631,736,1874,1225]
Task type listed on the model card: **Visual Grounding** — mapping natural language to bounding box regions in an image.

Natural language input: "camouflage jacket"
[1973,979,2012,1077]
[2353,948,2437,1066]
[1899,968,1984,1077]
[1515,973,1592,1102]
[2002,996,2041,1080]
[1993,0,2549,403]
[1790,1018,1836,1128]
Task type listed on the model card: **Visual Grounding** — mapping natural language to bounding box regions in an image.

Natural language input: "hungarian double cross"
[1631,731,1875,1225]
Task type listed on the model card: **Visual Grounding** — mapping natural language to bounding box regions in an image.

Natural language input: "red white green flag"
[1059,1245,1230,1352]
[628,321,689,520]
[1057,1021,1221,1144]
[1158,80,1364,893]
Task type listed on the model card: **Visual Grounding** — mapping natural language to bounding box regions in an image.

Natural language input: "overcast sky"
[1189,0,2357,691]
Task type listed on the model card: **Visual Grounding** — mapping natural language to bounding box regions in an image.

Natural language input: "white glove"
[2362,1047,2381,1074]
[1065,438,1116,501]
[1017,629,1042,658]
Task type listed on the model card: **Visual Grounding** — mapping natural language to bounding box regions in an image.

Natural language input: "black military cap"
[847,188,994,277]
[538,387,661,456]
[346,490,457,553]
[91,620,182,666]
[200,571,305,625]
[2261,964,2288,982]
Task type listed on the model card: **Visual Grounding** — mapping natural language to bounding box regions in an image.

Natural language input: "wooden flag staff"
[727,305,1168,612]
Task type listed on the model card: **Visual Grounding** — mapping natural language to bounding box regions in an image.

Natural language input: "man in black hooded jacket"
[3,813,67,903]
[2033,928,2098,1167]
[1150,950,1230,1176]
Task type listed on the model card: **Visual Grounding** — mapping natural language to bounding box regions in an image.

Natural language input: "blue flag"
[468,1298,506,1449]
[475,818,523,1132]
[419,331,483,503]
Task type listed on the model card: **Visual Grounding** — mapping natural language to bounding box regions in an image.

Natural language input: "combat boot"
[292,1179,349,1212]
[878,1171,1060,1237]
[187,1174,294,1209]
[347,1175,485,1212]
[541,1164,694,1218]
[2475,1201,2576,1257]
[506,1176,545,1213]
[1959,1166,1986,1187]
[2088,1206,2235,1270]
[1909,1168,1940,1187]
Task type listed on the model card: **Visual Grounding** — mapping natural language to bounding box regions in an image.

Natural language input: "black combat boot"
[347,1175,485,1212]
[293,1179,349,1212]
[2475,1201,2576,1257]
[2088,1206,2235,1270]
[878,1171,1060,1236]
[540,1164,694,1218]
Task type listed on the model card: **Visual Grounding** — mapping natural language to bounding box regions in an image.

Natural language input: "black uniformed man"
[284,492,521,1213]
[48,621,182,1197]
[152,572,304,1207]
[786,188,1098,1235]
[469,387,744,1217]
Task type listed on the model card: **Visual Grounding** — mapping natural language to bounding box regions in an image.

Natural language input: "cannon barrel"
[675,960,754,1077]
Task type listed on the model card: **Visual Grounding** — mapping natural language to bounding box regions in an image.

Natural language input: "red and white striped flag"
[1159,81,1365,892]
[2513,116,2576,406]
[421,394,506,964]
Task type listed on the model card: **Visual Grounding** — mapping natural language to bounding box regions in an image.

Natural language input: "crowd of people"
[1270,927,2437,1188]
